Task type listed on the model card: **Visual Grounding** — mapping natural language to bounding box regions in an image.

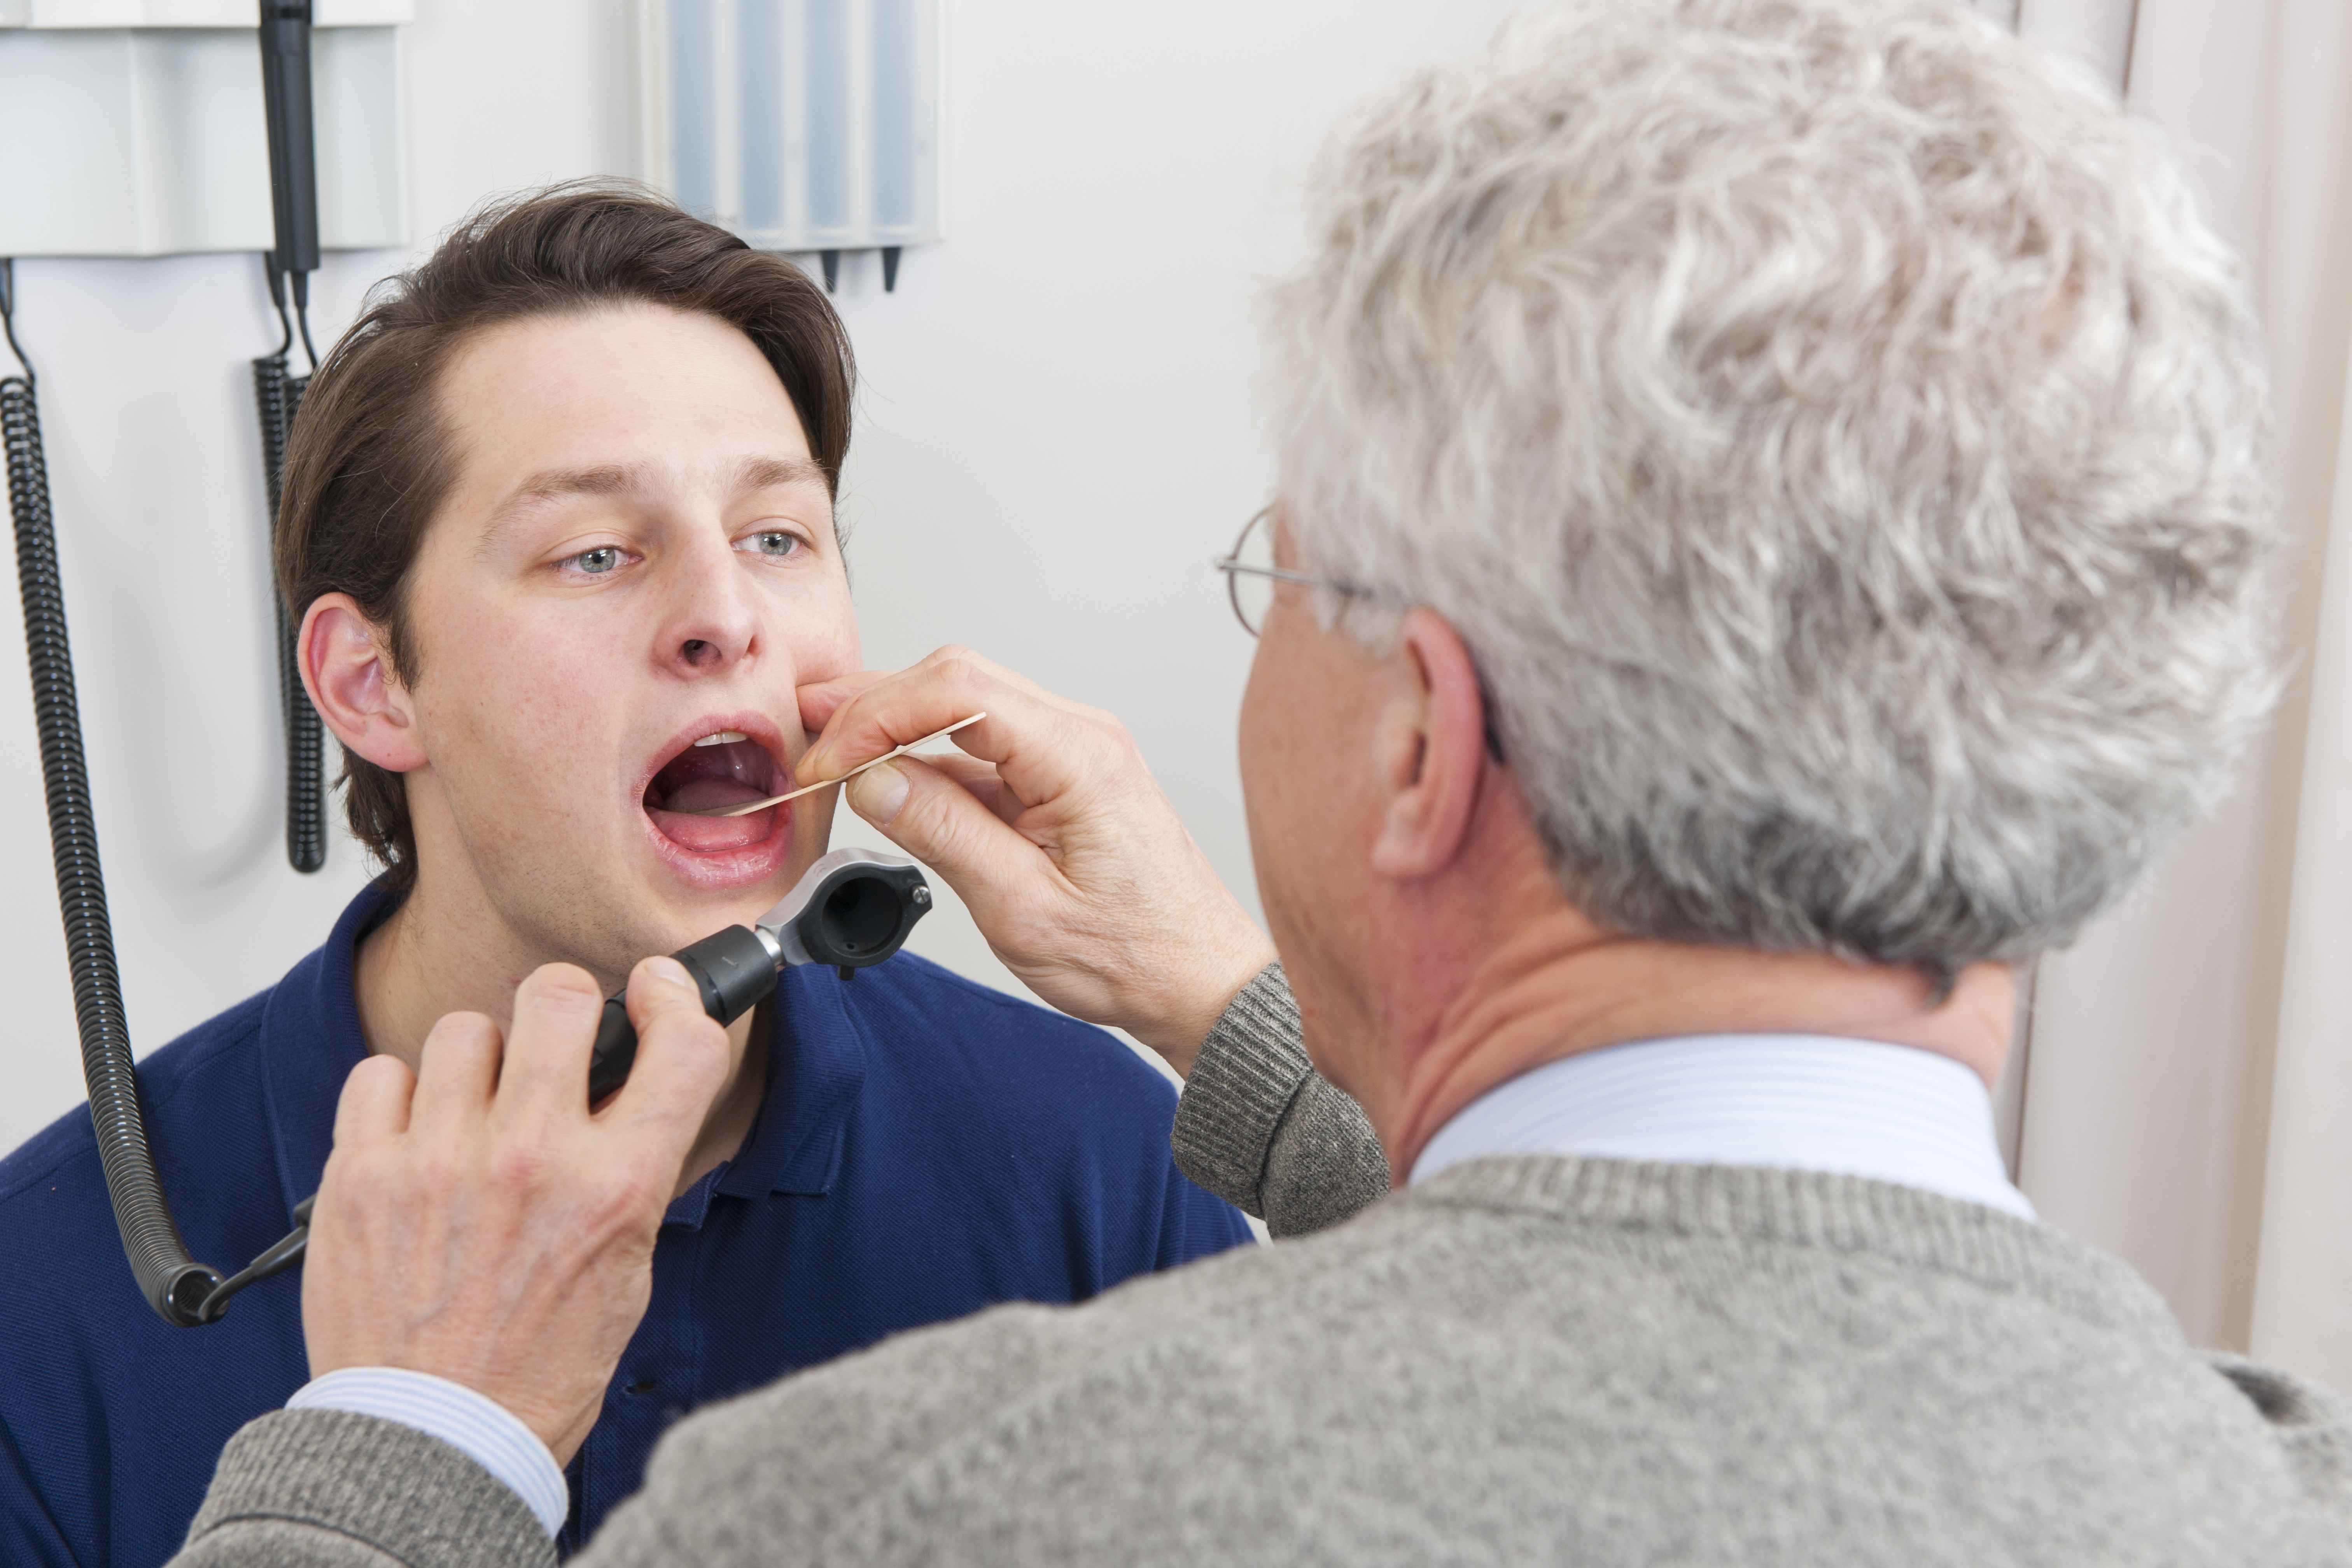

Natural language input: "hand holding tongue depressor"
[679,714,988,817]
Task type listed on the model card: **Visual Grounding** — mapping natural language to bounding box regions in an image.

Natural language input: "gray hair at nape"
[1262,0,2278,972]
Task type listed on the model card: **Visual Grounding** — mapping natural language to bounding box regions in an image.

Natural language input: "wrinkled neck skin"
[1356,786,2016,1187]
[354,854,766,1198]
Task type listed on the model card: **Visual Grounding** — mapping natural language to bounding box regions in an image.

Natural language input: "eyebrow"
[484,462,651,539]
[733,455,829,493]
[479,454,830,552]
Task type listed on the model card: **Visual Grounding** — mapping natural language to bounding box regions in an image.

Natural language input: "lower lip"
[640,800,797,891]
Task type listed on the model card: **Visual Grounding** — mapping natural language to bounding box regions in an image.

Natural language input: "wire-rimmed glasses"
[1213,504,1506,762]
[1212,506,1373,637]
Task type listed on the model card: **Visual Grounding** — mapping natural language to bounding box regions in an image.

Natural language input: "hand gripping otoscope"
[184,847,936,1323]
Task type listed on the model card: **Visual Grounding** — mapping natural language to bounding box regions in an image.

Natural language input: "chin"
[605,848,805,978]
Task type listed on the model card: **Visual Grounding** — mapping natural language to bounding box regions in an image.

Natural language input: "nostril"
[681,638,712,666]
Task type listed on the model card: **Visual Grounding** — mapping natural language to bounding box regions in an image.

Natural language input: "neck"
[1379,910,2013,1184]
[354,872,767,1197]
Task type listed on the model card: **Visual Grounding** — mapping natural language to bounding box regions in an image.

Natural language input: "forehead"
[433,303,820,516]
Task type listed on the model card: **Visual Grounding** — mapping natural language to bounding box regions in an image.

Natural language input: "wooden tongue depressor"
[684,714,988,817]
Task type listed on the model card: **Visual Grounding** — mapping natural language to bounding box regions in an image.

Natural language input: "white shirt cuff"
[288,1367,569,1538]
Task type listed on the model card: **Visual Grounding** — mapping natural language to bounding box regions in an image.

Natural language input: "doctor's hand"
[301,959,731,1465]
[799,647,1276,1075]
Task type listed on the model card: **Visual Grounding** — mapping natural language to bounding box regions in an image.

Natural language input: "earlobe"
[1368,609,1490,880]
[301,593,426,774]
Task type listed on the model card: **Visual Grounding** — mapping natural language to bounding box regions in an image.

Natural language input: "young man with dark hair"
[0,183,1251,1566]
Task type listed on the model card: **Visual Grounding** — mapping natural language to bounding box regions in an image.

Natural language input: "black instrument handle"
[585,924,778,1104]
[258,1,320,277]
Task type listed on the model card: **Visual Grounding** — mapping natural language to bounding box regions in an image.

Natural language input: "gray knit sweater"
[175,966,2352,1567]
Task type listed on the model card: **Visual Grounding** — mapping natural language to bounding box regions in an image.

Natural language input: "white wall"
[5,1,2336,1381]
[0,0,1526,1151]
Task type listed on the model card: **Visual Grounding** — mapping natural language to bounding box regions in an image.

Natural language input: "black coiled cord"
[1,263,224,1325]
[254,348,324,873]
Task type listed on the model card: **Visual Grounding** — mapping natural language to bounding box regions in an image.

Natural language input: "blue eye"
[567,546,624,575]
[743,530,805,559]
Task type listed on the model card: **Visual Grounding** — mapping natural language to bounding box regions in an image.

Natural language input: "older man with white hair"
[172,1,2349,1563]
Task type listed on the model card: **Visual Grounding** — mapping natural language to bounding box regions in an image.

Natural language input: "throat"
[351,890,547,1077]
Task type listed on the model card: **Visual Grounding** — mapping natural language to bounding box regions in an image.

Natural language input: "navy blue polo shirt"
[0,883,1250,1564]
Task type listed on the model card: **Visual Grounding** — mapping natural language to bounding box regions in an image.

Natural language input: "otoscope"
[185,847,936,1322]
[586,847,933,1102]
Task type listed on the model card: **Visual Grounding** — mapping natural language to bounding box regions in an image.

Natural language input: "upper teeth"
[695,730,750,747]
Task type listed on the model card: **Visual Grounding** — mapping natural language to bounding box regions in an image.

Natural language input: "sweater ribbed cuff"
[186,1408,556,1568]
[1171,962,1311,1213]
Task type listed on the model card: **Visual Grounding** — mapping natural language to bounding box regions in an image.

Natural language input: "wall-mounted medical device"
[630,0,943,292]
[4,0,418,1321]
[1,0,407,873]
[0,1,408,260]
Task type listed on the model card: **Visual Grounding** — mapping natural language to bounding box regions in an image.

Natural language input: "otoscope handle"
[585,924,779,1105]
[257,1,320,277]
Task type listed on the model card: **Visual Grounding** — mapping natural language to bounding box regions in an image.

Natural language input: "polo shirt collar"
[259,884,870,1225]
[259,880,397,1222]
[710,962,869,1201]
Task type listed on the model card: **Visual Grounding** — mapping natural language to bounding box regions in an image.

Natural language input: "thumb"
[608,956,731,1138]
[846,758,1042,913]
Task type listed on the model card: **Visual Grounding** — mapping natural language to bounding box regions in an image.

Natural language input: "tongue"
[662,774,771,814]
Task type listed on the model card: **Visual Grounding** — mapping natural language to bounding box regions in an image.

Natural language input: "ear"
[300,593,426,774]
[1368,607,1491,880]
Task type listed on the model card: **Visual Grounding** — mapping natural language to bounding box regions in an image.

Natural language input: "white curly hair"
[1263,0,2278,971]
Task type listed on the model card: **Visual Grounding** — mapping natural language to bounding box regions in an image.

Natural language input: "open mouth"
[642,728,789,855]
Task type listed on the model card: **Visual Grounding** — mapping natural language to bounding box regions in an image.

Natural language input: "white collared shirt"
[1411,1032,2035,1222]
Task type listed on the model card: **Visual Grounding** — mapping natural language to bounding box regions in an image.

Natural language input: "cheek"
[1239,642,1322,886]
[413,588,618,803]
[1243,627,1328,771]
[771,573,861,707]
[1241,625,1381,904]
[1237,648,1281,833]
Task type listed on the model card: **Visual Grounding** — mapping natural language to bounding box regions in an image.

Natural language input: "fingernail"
[642,955,694,991]
[846,762,908,824]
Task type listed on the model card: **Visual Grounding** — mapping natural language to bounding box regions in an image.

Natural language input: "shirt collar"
[261,883,870,1227]
[708,962,869,1204]
[259,879,399,1222]
[1409,1032,2035,1223]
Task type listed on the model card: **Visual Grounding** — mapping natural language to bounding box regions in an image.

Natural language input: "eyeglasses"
[1212,506,1375,638]
[1212,505,1507,762]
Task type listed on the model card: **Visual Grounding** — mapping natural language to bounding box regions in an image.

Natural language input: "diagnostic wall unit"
[0,0,408,259]
[632,0,942,285]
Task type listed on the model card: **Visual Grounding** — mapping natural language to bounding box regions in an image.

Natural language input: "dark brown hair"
[275,180,855,892]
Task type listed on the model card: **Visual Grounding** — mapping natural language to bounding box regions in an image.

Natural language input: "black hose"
[254,350,324,873]
[2,267,224,1326]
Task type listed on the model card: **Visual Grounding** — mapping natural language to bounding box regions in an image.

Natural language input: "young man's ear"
[1368,607,1490,880]
[301,593,425,773]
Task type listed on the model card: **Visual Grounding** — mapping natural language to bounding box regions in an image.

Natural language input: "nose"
[653,533,761,678]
